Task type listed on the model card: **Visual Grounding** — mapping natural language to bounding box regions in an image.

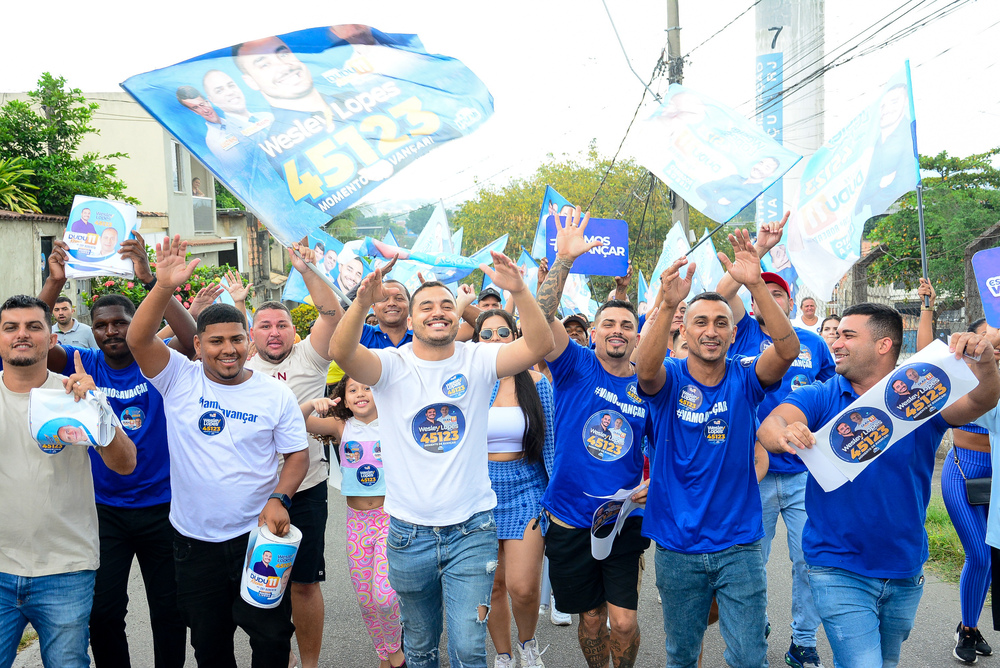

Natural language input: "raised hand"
[614,264,633,290]
[154,235,200,289]
[48,240,69,282]
[188,283,224,317]
[119,231,153,283]
[718,228,762,288]
[456,284,476,313]
[554,206,602,261]
[355,257,399,307]
[481,251,526,294]
[310,397,341,417]
[917,277,936,309]
[288,241,314,274]
[753,212,789,259]
[659,257,695,309]
[63,350,97,402]
[225,270,250,303]
[536,257,549,289]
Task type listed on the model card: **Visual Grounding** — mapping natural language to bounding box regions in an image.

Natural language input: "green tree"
[215,180,244,210]
[867,149,1000,307]
[0,156,41,213]
[407,204,436,235]
[0,73,138,214]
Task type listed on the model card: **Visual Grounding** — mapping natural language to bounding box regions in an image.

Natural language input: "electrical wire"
[685,0,764,59]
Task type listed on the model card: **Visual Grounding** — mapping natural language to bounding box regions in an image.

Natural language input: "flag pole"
[905,60,930,307]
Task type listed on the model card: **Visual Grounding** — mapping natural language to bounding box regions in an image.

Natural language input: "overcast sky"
[4,0,996,214]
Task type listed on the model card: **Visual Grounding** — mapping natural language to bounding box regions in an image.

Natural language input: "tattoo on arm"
[314,302,340,318]
[773,331,795,342]
[536,257,574,321]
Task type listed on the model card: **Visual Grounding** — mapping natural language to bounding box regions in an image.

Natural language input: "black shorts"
[544,515,649,614]
[289,481,328,584]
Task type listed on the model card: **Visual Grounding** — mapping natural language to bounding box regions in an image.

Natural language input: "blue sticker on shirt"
[885,363,950,421]
[356,464,380,486]
[442,374,469,399]
[198,410,225,436]
[703,418,729,444]
[411,404,465,453]
[625,382,643,404]
[120,406,145,431]
[679,384,704,410]
[829,407,893,463]
[790,374,809,390]
[582,410,633,461]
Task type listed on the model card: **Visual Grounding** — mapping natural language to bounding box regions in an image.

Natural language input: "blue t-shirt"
[540,341,650,528]
[731,312,836,474]
[63,346,171,508]
[640,355,774,553]
[786,374,949,579]
[360,324,413,350]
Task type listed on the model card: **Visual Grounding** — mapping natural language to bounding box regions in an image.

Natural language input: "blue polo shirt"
[785,374,949,578]
[731,312,836,474]
[640,355,776,553]
[360,324,412,350]
[540,341,650,528]
[63,346,171,508]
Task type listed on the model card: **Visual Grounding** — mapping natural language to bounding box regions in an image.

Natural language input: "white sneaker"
[538,602,550,616]
[494,652,513,668]
[549,595,571,626]
[517,638,546,667]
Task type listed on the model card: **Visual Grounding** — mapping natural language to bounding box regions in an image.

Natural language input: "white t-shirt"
[790,316,821,334]
[371,341,500,526]
[246,337,331,491]
[146,349,308,542]
[0,372,99,576]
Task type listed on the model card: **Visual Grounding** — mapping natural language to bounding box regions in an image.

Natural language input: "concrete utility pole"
[666,0,690,237]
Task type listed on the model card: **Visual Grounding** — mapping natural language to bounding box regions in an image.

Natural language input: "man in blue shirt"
[759,303,1000,668]
[715,218,834,668]
[637,229,800,668]
[360,279,413,350]
[535,208,652,668]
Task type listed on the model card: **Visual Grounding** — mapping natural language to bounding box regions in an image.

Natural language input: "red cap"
[760,272,791,296]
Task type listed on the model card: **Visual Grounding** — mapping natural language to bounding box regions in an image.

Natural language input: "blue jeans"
[0,569,96,668]
[655,540,768,668]
[807,565,924,668]
[759,471,821,646]
[387,511,498,668]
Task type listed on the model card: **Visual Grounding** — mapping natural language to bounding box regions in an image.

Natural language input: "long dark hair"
[329,374,360,421]
[473,309,546,464]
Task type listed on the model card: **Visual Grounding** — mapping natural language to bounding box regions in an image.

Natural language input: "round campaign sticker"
[411,404,466,453]
[759,340,773,353]
[884,363,950,421]
[581,410,633,461]
[343,441,363,464]
[356,464,380,487]
[120,406,145,431]
[829,407,893,464]
[790,374,809,390]
[35,418,94,454]
[65,200,128,262]
[198,410,226,436]
[703,418,729,444]
[678,384,703,411]
[625,382,643,405]
[795,345,813,366]
[442,374,469,399]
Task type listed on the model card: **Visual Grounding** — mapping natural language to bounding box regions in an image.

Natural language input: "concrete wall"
[0,218,89,318]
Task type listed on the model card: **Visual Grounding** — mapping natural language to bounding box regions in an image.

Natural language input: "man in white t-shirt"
[0,295,136,667]
[126,235,310,666]
[331,253,555,668]
[245,245,343,668]
[789,296,821,333]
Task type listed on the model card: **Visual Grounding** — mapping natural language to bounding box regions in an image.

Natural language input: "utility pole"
[666,0,690,237]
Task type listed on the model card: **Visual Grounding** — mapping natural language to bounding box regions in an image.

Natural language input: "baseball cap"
[477,286,502,303]
[562,313,589,329]
[760,272,791,296]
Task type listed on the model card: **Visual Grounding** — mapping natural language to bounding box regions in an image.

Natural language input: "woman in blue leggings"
[918,280,995,664]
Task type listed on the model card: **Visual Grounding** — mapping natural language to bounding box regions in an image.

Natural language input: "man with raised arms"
[127,235,310,666]
[714,215,834,668]
[758,303,1000,668]
[533,208,651,668]
[637,229,800,668]
[331,252,554,668]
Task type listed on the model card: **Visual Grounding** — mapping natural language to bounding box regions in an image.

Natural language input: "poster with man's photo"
[62,196,139,279]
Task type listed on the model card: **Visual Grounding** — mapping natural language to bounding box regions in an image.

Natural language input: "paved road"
[15,459,981,666]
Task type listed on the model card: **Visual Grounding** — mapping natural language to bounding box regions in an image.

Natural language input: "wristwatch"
[268,493,292,510]
[141,276,157,291]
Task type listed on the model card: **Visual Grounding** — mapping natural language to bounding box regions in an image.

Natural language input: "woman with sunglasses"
[474,309,555,668]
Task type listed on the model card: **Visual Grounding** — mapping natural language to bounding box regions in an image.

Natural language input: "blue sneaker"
[786,640,824,668]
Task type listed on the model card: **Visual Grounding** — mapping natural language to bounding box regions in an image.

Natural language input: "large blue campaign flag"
[122,25,494,246]
[531,186,573,259]
[637,270,649,312]
[358,235,508,286]
[545,217,629,277]
[633,84,801,223]
[787,65,919,298]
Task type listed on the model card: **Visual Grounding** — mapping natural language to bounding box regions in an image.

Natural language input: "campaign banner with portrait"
[386,200,454,290]
[530,186,574,259]
[686,231,727,298]
[799,339,978,491]
[62,196,140,279]
[122,25,494,246]
[29,388,119,453]
[633,84,801,224]
[787,65,919,299]
[972,247,1000,328]
[280,230,372,304]
[545,216,628,277]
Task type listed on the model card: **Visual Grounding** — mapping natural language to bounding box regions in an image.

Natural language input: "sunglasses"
[479,327,512,341]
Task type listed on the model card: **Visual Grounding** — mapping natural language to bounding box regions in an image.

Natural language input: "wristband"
[141,276,157,291]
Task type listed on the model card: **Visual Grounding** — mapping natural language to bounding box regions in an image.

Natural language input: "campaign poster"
[973,248,1000,328]
[633,83,801,224]
[281,229,371,303]
[545,216,629,277]
[63,196,140,279]
[531,186,574,259]
[799,339,978,491]
[122,25,494,246]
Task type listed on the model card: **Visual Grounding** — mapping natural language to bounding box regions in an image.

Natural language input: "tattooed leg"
[578,604,611,668]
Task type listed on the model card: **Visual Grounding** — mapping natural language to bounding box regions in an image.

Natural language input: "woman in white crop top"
[475,309,555,668]
[300,376,405,668]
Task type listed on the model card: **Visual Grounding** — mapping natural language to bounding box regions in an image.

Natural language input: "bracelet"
[920,306,934,311]
[141,276,157,291]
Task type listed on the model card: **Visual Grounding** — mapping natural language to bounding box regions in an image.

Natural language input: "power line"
[601,0,662,101]
[684,0,764,59]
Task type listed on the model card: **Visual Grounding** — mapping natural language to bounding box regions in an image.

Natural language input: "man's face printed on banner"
[235,37,315,102]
